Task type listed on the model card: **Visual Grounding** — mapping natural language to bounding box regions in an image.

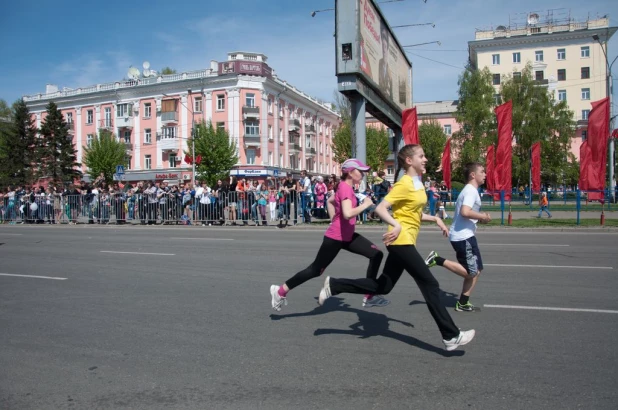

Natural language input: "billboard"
[335,0,412,118]
[218,61,273,78]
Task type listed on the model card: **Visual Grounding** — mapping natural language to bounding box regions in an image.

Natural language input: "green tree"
[82,129,128,184]
[38,101,82,185]
[453,66,497,179]
[161,67,177,75]
[418,119,448,181]
[188,121,238,186]
[500,64,575,188]
[0,99,38,187]
[331,119,352,165]
[331,119,389,172]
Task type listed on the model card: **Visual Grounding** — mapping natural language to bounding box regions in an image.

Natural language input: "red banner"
[441,138,451,189]
[586,98,610,201]
[494,101,513,201]
[485,145,495,192]
[531,142,541,193]
[402,107,418,145]
[579,141,590,191]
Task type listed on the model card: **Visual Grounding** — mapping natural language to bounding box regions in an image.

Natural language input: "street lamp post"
[593,34,618,203]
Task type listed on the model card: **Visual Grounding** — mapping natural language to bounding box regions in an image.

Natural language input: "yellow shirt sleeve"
[384,181,409,206]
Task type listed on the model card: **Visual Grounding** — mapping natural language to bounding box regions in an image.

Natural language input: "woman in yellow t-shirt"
[318,144,475,351]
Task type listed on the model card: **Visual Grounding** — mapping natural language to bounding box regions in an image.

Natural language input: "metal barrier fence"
[1,188,614,226]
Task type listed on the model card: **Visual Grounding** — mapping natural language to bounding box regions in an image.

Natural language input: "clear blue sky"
[1,0,616,107]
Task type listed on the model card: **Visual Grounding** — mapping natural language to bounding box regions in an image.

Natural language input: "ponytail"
[394,164,403,183]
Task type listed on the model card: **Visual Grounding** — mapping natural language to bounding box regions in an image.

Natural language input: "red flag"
[612,129,618,139]
[494,101,513,201]
[586,98,610,201]
[579,140,590,191]
[441,138,451,189]
[531,142,541,193]
[402,107,418,145]
[195,155,202,165]
[485,145,496,192]
[184,154,193,165]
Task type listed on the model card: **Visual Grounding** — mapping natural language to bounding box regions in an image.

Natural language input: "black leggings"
[329,245,459,340]
[285,234,383,291]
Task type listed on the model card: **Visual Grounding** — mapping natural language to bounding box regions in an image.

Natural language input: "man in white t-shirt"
[424,163,491,312]
[300,170,312,223]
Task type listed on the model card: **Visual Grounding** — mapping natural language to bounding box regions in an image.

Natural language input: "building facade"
[23,52,341,182]
[469,13,616,159]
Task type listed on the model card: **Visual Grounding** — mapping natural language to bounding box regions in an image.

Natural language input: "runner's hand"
[382,223,401,246]
[436,218,449,237]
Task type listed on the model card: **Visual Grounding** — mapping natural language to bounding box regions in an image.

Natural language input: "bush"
[451,181,465,191]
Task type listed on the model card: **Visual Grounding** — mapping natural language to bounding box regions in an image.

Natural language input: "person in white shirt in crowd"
[145,181,158,225]
[424,162,491,313]
[300,170,312,223]
[198,182,212,226]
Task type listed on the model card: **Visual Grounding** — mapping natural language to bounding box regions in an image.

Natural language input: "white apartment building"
[469,12,616,158]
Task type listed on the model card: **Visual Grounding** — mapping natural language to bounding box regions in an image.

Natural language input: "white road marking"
[484,304,618,314]
[100,251,175,256]
[0,233,24,236]
[480,243,569,247]
[170,237,234,241]
[0,273,67,280]
[484,263,612,270]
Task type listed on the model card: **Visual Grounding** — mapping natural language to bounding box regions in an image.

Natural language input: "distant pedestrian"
[537,192,552,218]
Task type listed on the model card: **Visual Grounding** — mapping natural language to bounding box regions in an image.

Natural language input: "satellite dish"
[527,13,539,25]
[143,69,151,77]
[127,67,140,79]
[143,61,151,70]
[496,25,507,31]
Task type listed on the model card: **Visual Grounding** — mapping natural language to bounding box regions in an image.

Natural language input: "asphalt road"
[1,225,617,410]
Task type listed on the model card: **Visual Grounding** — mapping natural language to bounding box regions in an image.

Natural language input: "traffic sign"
[273,169,279,176]
[116,165,125,175]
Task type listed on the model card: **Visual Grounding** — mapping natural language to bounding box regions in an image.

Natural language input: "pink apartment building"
[23,51,341,183]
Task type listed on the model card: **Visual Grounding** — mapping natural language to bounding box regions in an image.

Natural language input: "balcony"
[577,119,588,128]
[243,134,261,147]
[306,147,316,156]
[289,142,301,152]
[242,105,260,120]
[289,119,300,133]
[124,142,133,155]
[116,116,134,128]
[161,111,178,124]
[66,122,74,133]
[99,119,114,130]
[304,124,316,134]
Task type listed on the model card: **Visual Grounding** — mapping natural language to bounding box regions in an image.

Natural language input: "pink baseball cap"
[341,158,371,172]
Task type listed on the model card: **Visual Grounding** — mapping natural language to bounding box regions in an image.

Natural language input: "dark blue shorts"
[450,236,483,277]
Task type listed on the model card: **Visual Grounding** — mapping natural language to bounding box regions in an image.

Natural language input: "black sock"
[459,295,470,305]
[435,256,446,266]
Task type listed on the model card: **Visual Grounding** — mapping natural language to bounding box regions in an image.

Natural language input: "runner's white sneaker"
[318,276,331,306]
[270,285,287,311]
[362,295,391,308]
[443,329,475,351]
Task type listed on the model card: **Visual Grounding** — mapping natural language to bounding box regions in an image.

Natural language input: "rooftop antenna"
[127,66,140,80]
[142,61,152,77]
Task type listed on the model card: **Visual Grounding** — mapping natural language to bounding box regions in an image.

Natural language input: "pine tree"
[188,121,238,187]
[38,101,82,185]
[0,99,38,187]
[82,129,128,184]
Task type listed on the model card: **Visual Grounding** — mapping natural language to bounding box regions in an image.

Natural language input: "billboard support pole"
[351,95,366,166]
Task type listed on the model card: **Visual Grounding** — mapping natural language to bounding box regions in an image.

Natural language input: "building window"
[245,120,259,136]
[144,103,151,118]
[557,48,566,60]
[194,97,202,113]
[126,158,131,170]
[161,126,176,139]
[279,128,283,143]
[513,72,522,81]
[246,149,256,165]
[268,99,273,114]
[581,67,590,79]
[216,122,225,131]
[387,165,394,175]
[268,125,273,140]
[582,110,590,120]
[145,155,152,170]
[170,155,177,168]
[145,128,151,144]
[279,153,283,166]
[494,94,502,105]
[279,105,283,118]
[320,141,323,153]
[581,88,590,100]
[245,93,255,108]
[581,46,590,58]
[123,130,131,143]
[444,124,452,135]
[492,73,501,85]
[66,112,73,124]
[87,110,93,124]
[535,50,544,62]
[513,52,521,63]
[216,94,225,110]
[268,151,273,166]
[581,130,588,141]
[558,90,567,102]
[557,69,566,81]
[87,134,93,146]
[492,54,500,65]
[116,103,131,117]
[535,70,544,81]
